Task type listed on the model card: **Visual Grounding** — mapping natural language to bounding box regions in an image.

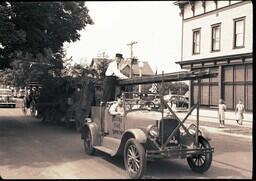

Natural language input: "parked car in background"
[0,88,16,108]
[167,94,189,111]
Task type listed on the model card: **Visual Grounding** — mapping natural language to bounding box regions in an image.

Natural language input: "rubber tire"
[83,130,95,155]
[124,138,147,179]
[187,137,212,173]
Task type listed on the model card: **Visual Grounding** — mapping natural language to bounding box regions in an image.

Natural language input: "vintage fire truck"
[80,70,217,179]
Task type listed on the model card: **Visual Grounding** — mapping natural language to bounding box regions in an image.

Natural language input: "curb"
[200,125,252,139]
[194,116,252,123]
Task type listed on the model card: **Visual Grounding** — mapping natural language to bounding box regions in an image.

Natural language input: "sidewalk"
[190,108,253,123]
[176,111,253,138]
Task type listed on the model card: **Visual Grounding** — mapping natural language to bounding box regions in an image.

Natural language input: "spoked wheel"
[124,138,146,179]
[83,129,95,155]
[187,137,213,173]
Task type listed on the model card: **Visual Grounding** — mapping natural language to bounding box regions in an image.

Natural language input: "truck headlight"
[188,129,196,135]
[147,125,159,138]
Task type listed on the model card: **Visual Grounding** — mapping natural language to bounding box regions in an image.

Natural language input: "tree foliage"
[161,82,189,95]
[0,2,93,86]
[95,60,109,79]
[62,63,98,78]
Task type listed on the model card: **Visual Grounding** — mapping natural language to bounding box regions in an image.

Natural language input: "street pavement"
[0,108,253,179]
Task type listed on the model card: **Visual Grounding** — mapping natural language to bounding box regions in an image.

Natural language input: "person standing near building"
[24,89,33,108]
[102,53,128,102]
[218,99,226,128]
[235,99,245,125]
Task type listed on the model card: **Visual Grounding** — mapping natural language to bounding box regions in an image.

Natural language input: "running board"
[94,137,121,156]
[94,146,114,155]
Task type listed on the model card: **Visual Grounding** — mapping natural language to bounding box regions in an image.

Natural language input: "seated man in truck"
[103,95,124,135]
[109,95,124,116]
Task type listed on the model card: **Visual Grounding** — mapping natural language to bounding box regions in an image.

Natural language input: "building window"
[234,17,245,48]
[192,64,252,111]
[193,29,201,54]
[192,67,218,107]
[223,64,252,111]
[211,24,221,51]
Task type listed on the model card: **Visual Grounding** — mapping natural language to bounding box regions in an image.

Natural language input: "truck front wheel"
[187,137,213,173]
[124,138,147,179]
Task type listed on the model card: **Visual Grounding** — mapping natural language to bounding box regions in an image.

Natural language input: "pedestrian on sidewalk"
[235,99,245,125]
[218,99,226,128]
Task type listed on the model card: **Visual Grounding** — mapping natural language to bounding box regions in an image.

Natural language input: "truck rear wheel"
[83,130,95,155]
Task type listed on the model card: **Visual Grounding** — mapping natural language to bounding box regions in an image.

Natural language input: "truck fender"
[199,127,211,141]
[188,124,211,141]
[81,121,100,146]
[123,129,147,143]
[116,129,147,156]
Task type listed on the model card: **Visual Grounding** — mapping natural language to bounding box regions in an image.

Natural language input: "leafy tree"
[64,63,98,78]
[0,2,93,85]
[0,2,26,69]
[96,60,109,79]
[165,82,189,95]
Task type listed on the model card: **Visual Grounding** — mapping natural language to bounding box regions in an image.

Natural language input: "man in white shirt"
[102,53,128,102]
[109,96,125,116]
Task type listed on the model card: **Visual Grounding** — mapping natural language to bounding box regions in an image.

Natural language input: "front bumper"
[146,146,214,159]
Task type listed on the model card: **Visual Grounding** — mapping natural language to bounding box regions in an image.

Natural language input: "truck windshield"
[123,92,162,111]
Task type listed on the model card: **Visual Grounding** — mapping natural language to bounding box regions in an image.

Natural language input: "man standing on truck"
[102,53,128,102]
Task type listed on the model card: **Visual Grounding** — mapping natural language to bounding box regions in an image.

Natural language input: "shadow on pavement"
[0,116,91,170]
[92,152,251,179]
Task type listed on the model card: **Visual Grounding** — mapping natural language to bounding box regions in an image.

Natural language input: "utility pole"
[127,41,138,78]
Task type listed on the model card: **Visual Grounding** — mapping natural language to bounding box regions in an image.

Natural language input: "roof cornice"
[175,53,253,65]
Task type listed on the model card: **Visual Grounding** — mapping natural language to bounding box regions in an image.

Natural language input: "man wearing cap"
[102,53,128,102]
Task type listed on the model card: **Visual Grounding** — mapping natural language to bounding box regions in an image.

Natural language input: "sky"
[65,1,182,73]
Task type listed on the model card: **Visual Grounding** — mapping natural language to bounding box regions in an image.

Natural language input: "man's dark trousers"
[102,76,116,102]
